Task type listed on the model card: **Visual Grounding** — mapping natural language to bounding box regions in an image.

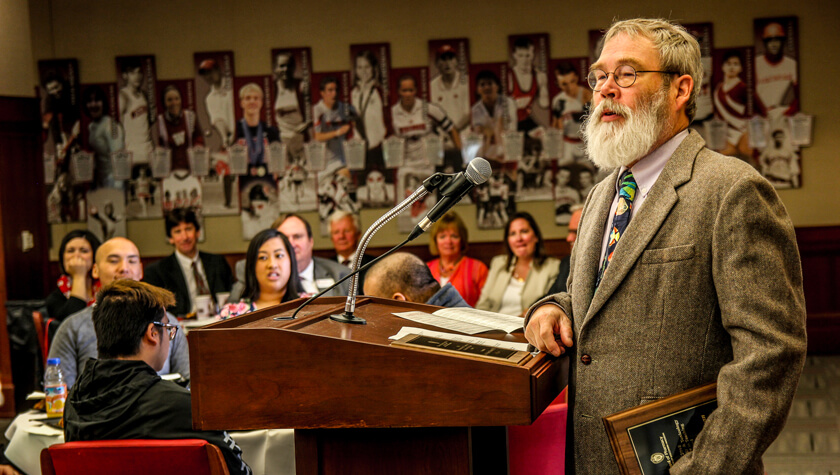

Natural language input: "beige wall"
[0,0,36,96]
[32,0,839,258]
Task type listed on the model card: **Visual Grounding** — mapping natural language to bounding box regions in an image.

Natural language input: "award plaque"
[602,382,717,475]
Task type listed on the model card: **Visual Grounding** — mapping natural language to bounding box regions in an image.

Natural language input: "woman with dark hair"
[218,229,307,319]
[476,212,560,316]
[426,211,488,307]
[45,230,101,321]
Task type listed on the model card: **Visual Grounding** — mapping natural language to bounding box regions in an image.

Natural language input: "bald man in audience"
[363,253,469,308]
[49,237,190,388]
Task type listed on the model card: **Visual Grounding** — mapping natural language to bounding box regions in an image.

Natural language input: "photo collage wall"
[39,16,808,241]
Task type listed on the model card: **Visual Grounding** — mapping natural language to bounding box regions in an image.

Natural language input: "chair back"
[40,439,230,475]
[508,398,568,475]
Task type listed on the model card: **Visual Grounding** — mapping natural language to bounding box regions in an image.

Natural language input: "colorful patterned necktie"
[596,170,637,288]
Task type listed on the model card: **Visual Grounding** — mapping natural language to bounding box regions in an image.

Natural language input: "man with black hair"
[65,280,251,475]
[363,252,468,307]
[49,237,190,388]
[144,208,233,316]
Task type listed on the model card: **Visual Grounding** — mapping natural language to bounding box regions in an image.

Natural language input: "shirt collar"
[618,128,689,198]
[174,249,199,267]
[300,259,315,282]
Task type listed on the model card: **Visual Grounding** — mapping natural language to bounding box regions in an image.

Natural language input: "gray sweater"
[47,306,191,389]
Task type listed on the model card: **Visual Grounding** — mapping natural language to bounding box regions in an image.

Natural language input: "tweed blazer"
[476,254,561,315]
[529,130,806,474]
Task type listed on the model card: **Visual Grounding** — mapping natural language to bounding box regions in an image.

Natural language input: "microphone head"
[465,157,492,185]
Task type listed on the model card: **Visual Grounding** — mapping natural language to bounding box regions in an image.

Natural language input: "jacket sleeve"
[168,317,191,381]
[47,318,80,389]
[474,256,506,312]
[671,173,807,474]
[45,289,87,322]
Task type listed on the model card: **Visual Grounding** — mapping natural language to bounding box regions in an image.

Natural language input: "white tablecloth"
[4,412,295,475]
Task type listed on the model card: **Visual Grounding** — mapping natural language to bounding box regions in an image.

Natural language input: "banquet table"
[4,411,295,474]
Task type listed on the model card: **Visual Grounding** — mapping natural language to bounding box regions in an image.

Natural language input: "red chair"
[40,439,230,475]
[508,391,568,475]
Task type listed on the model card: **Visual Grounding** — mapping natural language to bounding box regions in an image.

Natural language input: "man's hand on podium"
[524,304,574,357]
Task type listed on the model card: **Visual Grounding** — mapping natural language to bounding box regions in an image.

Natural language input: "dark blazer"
[326,252,375,294]
[143,251,233,317]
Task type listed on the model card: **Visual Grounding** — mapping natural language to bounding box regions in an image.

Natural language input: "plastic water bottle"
[44,358,67,416]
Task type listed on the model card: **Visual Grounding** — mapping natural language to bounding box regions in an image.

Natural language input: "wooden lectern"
[188,297,567,474]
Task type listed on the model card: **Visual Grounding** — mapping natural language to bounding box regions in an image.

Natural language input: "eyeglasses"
[153,321,179,341]
[587,65,680,91]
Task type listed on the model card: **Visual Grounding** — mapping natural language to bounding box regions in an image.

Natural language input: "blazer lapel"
[584,131,704,321]
[572,168,618,323]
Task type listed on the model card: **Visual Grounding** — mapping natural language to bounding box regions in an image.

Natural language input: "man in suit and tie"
[276,213,350,297]
[143,208,233,317]
[524,18,806,474]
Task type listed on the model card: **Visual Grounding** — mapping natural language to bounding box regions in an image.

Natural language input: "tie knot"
[619,170,637,202]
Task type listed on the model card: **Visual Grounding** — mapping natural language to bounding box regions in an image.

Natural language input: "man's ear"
[673,74,694,111]
[92,263,100,280]
[144,323,161,347]
[391,292,407,301]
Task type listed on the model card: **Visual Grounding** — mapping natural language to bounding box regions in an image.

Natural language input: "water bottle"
[44,358,67,417]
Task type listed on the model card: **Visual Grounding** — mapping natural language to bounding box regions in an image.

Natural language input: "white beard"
[582,87,672,170]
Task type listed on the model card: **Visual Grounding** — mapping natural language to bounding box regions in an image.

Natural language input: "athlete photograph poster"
[39,59,81,184]
[153,79,200,174]
[684,23,715,139]
[753,16,801,189]
[389,66,439,233]
[587,29,605,66]
[349,42,393,196]
[547,57,591,166]
[194,51,239,214]
[79,82,126,191]
[468,62,514,165]
[310,70,363,234]
[711,47,755,164]
[270,47,313,169]
[428,38,470,172]
[507,34,551,135]
[115,55,157,167]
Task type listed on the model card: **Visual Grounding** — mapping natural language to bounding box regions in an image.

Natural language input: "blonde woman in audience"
[476,211,560,316]
[426,211,488,307]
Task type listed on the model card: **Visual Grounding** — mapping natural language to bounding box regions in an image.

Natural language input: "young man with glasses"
[49,237,190,389]
[64,280,251,475]
[524,18,806,473]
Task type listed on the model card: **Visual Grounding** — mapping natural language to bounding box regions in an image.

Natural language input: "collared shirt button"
[581,354,592,365]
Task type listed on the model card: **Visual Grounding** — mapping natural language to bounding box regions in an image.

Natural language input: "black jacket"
[143,251,234,317]
[65,358,251,475]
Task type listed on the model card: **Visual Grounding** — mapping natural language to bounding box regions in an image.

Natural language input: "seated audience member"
[45,230,101,322]
[218,229,307,318]
[328,210,374,289]
[230,214,350,300]
[476,212,560,316]
[426,211,488,307]
[64,280,251,475]
[144,208,233,317]
[49,237,190,388]
[543,205,582,296]
[364,252,469,308]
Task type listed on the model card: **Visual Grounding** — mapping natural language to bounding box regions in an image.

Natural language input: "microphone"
[408,157,492,240]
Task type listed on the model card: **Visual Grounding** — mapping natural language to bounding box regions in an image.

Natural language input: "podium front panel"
[189,297,566,431]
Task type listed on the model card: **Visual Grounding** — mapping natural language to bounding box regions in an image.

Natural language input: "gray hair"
[603,18,703,122]
[328,210,361,233]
